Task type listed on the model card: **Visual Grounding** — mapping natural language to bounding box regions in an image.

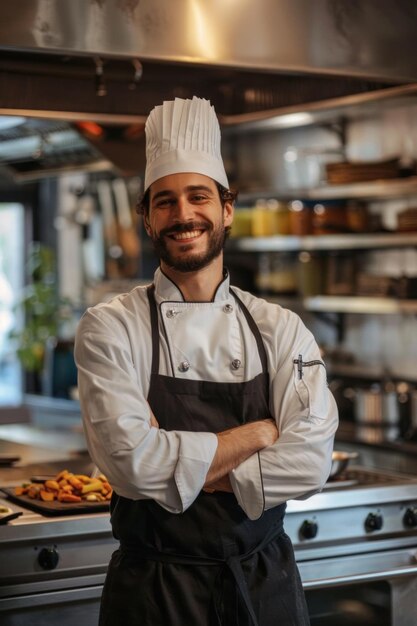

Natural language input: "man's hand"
[204,418,278,488]
[149,410,159,429]
[203,474,233,493]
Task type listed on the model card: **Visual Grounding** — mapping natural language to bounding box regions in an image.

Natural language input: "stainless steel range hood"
[1,0,417,180]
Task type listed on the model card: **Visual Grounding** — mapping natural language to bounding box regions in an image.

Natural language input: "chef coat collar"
[153,266,231,302]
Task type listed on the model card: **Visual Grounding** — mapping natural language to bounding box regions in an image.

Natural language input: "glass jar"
[296,252,326,296]
[289,200,312,235]
[312,202,348,234]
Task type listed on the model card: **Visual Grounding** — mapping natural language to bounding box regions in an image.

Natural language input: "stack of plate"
[326,158,400,184]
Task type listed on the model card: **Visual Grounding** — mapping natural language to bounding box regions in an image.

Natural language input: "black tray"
[0,487,110,516]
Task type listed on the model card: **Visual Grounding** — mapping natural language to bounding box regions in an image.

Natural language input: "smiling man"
[75,97,338,626]
[143,172,234,300]
[147,174,232,271]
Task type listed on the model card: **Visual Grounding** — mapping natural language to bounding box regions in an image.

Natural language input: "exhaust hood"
[0,0,417,181]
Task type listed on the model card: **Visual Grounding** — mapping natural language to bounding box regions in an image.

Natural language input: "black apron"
[99,285,310,626]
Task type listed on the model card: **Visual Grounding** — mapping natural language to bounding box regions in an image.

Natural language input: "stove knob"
[38,547,59,570]
[365,512,383,533]
[403,507,417,528]
[299,519,318,540]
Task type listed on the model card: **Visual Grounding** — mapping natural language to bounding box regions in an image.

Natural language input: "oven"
[0,502,118,626]
[285,467,417,626]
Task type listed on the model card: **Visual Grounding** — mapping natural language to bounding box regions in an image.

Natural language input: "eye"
[154,198,176,209]
[190,194,208,203]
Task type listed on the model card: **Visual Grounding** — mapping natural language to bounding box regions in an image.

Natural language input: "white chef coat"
[75,267,338,520]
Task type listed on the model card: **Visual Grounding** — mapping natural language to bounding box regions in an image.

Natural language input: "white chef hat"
[144,96,229,191]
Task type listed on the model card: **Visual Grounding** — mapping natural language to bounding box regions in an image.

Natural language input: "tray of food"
[1,469,112,516]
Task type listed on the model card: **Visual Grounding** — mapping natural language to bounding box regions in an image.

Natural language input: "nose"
[171,195,194,222]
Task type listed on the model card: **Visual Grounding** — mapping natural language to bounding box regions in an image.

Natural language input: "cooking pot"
[329,451,359,480]
[353,385,399,425]
[347,384,409,423]
[347,382,410,442]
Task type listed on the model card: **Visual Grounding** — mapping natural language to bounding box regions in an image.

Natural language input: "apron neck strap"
[230,288,269,375]
[147,284,160,376]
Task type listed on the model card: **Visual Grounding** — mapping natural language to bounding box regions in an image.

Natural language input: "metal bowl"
[329,451,359,479]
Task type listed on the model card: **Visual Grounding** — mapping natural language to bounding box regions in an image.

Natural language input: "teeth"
[172,230,202,240]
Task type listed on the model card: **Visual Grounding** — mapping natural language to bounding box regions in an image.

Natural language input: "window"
[0,203,24,405]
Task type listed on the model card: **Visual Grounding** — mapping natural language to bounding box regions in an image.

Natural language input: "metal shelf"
[228,232,417,252]
[265,294,417,314]
[327,362,417,383]
[304,296,417,314]
[306,177,417,201]
[238,176,417,202]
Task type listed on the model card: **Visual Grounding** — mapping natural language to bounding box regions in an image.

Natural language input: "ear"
[143,214,152,237]
[223,200,234,228]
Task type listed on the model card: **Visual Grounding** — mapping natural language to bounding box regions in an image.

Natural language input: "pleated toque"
[144,96,229,191]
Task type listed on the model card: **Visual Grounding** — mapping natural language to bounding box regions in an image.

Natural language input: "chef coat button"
[223,304,233,313]
[166,309,176,318]
[231,359,241,370]
[178,361,190,372]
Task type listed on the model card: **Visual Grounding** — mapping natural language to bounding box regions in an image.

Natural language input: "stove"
[0,494,117,626]
[284,466,417,626]
[286,466,417,551]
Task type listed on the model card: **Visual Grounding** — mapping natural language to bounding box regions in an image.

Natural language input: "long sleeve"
[75,305,218,514]
[230,308,339,520]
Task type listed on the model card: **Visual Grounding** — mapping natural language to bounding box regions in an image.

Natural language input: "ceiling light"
[268,112,315,128]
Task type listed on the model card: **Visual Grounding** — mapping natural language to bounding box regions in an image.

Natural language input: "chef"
[75,96,338,626]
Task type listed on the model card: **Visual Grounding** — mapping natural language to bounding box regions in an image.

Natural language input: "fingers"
[204,475,233,493]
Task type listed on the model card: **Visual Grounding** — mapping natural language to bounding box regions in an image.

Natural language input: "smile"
[169,229,204,241]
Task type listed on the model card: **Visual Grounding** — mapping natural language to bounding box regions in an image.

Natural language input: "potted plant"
[11,242,72,392]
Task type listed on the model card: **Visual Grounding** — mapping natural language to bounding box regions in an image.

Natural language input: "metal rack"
[237,176,417,203]
[228,232,417,252]
[269,295,417,315]
[227,178,417,344]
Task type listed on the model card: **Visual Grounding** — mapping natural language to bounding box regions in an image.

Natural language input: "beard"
[151,220,228,272]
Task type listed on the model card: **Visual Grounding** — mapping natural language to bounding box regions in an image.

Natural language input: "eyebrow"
[151,185,215,202]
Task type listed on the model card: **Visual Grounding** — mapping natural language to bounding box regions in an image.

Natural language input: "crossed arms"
[150,412,279,493]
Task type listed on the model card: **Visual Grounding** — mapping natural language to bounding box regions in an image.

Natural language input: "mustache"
[159,221,210,238]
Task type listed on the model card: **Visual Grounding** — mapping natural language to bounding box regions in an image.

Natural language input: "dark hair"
[136,181,238,216]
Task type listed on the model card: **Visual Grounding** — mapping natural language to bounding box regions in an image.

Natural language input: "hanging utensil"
[112,178,141,278]
[97,179,122,279]
[72,187,101,282]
